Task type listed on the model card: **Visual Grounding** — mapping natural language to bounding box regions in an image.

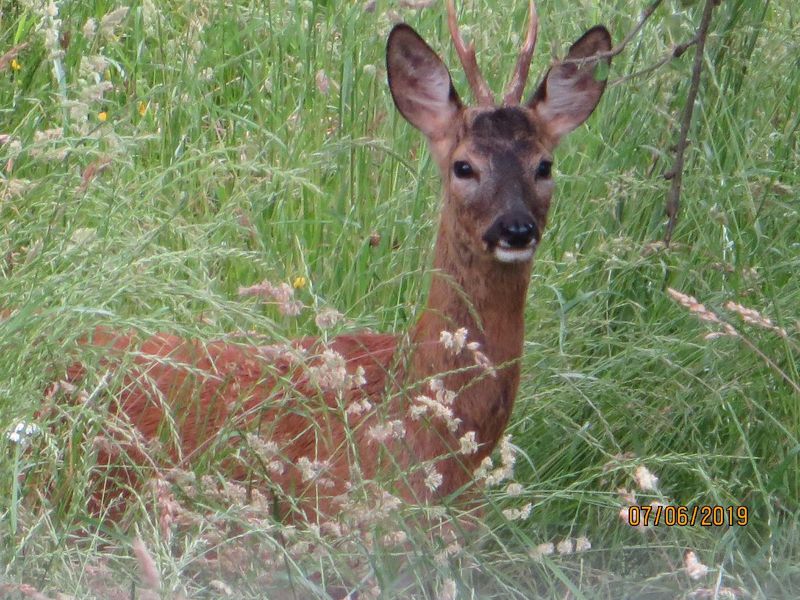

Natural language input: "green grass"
[1,0,799,597]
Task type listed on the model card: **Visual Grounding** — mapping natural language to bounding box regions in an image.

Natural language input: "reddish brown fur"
[72,328,402,518]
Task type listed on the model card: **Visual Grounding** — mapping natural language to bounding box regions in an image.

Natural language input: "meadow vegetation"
[0,0,798,598]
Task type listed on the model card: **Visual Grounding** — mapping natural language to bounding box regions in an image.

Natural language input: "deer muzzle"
[482,208,540,263]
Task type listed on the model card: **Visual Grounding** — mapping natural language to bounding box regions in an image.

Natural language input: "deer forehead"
[456,106,552,159]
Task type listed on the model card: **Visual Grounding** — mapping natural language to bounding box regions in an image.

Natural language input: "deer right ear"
[387,24,463,140]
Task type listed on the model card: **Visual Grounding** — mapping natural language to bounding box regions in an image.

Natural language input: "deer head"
[386,1,611,266]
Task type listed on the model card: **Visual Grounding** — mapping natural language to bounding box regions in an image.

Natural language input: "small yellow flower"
[138,101,147,117]
[10,59,22,71]
[292,276,307,289]
[98,111,108,122]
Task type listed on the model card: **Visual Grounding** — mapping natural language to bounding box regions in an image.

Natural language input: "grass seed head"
[684,550,710,580]
[634,465,659,491]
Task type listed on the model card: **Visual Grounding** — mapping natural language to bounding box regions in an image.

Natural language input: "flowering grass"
[1,0,799,598]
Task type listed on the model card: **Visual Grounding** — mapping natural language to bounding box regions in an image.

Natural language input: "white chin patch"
[494,245,535,263]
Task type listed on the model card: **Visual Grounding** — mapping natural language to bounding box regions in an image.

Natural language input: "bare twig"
[664,0,717,245]
[562,0,663,65]
[610,36,699,86]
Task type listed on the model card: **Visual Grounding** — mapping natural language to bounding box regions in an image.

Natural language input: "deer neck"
[407,219,532,454]
[413,219,532,365]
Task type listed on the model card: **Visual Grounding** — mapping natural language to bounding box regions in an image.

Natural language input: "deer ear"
[529,26,612,142]
[387,24,462,140]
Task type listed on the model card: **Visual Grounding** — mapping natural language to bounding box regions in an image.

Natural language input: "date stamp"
[627,504,749,527]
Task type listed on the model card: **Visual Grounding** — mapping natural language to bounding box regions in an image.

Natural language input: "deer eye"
[453,160,475,179]
[536,159,553,179]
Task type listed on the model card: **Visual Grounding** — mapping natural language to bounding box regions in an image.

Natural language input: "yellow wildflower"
[138,101,147,116]
[10,59,22,71]
[98,111,108,122]
[292,276,307,289]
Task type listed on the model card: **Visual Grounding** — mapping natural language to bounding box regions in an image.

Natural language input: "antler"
[503,0,538,106]
[446,0,495,106]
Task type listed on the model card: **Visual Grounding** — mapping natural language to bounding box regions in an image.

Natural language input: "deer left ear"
[528,26,612,142]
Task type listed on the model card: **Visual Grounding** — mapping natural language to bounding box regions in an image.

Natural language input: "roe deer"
[61,1,612,522]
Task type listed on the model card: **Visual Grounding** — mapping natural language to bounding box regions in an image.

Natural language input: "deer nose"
[501,219,537,247]
[484,210,539,250]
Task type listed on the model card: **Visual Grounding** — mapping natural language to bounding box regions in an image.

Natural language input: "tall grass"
[1,0,798,597]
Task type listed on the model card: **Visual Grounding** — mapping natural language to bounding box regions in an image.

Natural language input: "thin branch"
[562,0,663,65]
[664,0,717,246]
[610,36,699,87]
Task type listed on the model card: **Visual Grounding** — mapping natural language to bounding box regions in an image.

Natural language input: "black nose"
[483,210,539,249]
[501,219,537,247]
